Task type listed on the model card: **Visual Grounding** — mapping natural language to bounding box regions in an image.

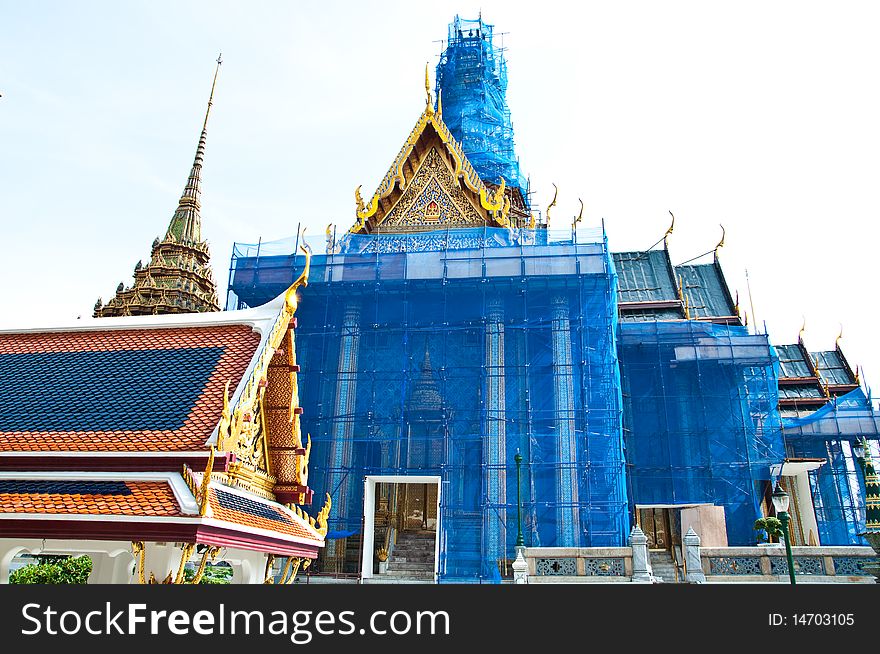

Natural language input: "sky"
[2,1,880,393]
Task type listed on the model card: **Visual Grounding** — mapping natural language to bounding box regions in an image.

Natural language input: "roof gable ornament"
[545,183,558,229]
[348,67,518,234]
[215,238,315,504]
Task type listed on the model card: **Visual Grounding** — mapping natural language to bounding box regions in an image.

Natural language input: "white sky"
[2,1,879,393]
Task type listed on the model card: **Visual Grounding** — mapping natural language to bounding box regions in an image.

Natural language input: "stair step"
[381,572,434,580]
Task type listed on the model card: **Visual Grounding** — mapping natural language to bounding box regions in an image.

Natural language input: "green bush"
[754,517,783,543]
[10,555,92,584]
[183,563,232,584]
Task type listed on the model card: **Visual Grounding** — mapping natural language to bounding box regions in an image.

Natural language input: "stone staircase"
[649,550,681,583]
[380,531,436,583]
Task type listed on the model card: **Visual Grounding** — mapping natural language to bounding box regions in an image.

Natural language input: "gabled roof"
[0,479,183,517]
[0,309,278,453]
[614,250,679,304]
[349,102,517,233]
[675,261,738,323]
[0,470,326,556]
[814,348,858,388]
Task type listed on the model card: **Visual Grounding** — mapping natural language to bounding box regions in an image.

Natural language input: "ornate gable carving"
[350,106,513,235]
[382,148,485,229]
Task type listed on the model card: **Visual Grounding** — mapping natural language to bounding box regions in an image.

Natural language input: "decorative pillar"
[326,301,361,561]
[683,527,706,583]
[484,296,507,568]
[629,525,653,583]
[512,548,528,584]
[551,295,579,545]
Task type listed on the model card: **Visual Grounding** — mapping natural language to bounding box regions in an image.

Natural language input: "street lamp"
[853,438,866,472]
[771,482,797,585]
[514,452,524,549]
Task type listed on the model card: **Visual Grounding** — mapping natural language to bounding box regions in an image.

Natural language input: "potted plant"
[754,517,783,547]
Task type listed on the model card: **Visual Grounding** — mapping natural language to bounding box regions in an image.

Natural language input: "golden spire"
[195,53,222,166]
[425,62,434,115]
[546,183,558,228]
[437,88,442,118]
[798,317,806,344]
[95,55,221,318]
[836,324,844,349]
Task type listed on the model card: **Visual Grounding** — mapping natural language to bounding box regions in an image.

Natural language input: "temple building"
[1,16,878,585]
[225,16,880,582]
[0,59,327,584]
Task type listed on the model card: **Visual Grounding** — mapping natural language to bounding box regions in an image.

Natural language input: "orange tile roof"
[0,481,181,516]
[0,325,261,452]
[208,487,321,542]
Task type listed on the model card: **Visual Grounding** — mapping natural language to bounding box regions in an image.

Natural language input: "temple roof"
[775,339,859,416]
[349,92,522,234]
[676,261,738,322]
[613,249,740,324]
[0,320,262,452]
[0,479,182,517]
[0,470,325,556]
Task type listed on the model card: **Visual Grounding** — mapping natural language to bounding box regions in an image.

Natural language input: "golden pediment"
[380,148,485,229]
[350,106,512,234]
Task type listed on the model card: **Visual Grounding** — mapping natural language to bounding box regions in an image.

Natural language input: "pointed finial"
[714,224,725,260]
[836,324,843,349]
[437,88,442,117]
[664,211,675,248]
[203,53,222,131]
[546,183,558,228]
[425,62,433,114]
[572,198,584,230]
[798,317,806,344]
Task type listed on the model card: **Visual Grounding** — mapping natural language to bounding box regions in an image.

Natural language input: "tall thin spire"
[166,54,222,244]
[95,56,222,318]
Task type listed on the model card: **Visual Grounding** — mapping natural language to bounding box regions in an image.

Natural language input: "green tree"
[10,555,92,584]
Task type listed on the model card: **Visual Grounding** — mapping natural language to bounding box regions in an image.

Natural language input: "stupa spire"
[166,53,221,244]
[94,56,222,318]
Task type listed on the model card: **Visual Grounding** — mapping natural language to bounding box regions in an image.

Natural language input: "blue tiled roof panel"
[215,488,292,525]
[0,347,224,432]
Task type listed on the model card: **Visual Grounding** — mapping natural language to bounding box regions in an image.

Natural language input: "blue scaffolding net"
[435,15,528,199]
[782,387,880,545]
[229,226,627,582]
[618,321,786,545]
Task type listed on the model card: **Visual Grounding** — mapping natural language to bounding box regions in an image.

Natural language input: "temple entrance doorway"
[361,475,441,582]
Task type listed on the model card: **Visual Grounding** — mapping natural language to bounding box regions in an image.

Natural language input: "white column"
[683,527,706,583]
[512,547,528,584]
[630,525,654,583]
[327,301,361,560]
[0,540,39,584]
[485,296,507,566]
[227,549,270,584]
[551,295,579,545]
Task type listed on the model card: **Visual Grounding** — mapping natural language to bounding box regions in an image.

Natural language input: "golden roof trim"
[351,105,511,233]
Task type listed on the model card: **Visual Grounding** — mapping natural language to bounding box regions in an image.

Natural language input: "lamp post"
[514,452,524,549]
[772,482,796,585]
[853,438,866,476]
